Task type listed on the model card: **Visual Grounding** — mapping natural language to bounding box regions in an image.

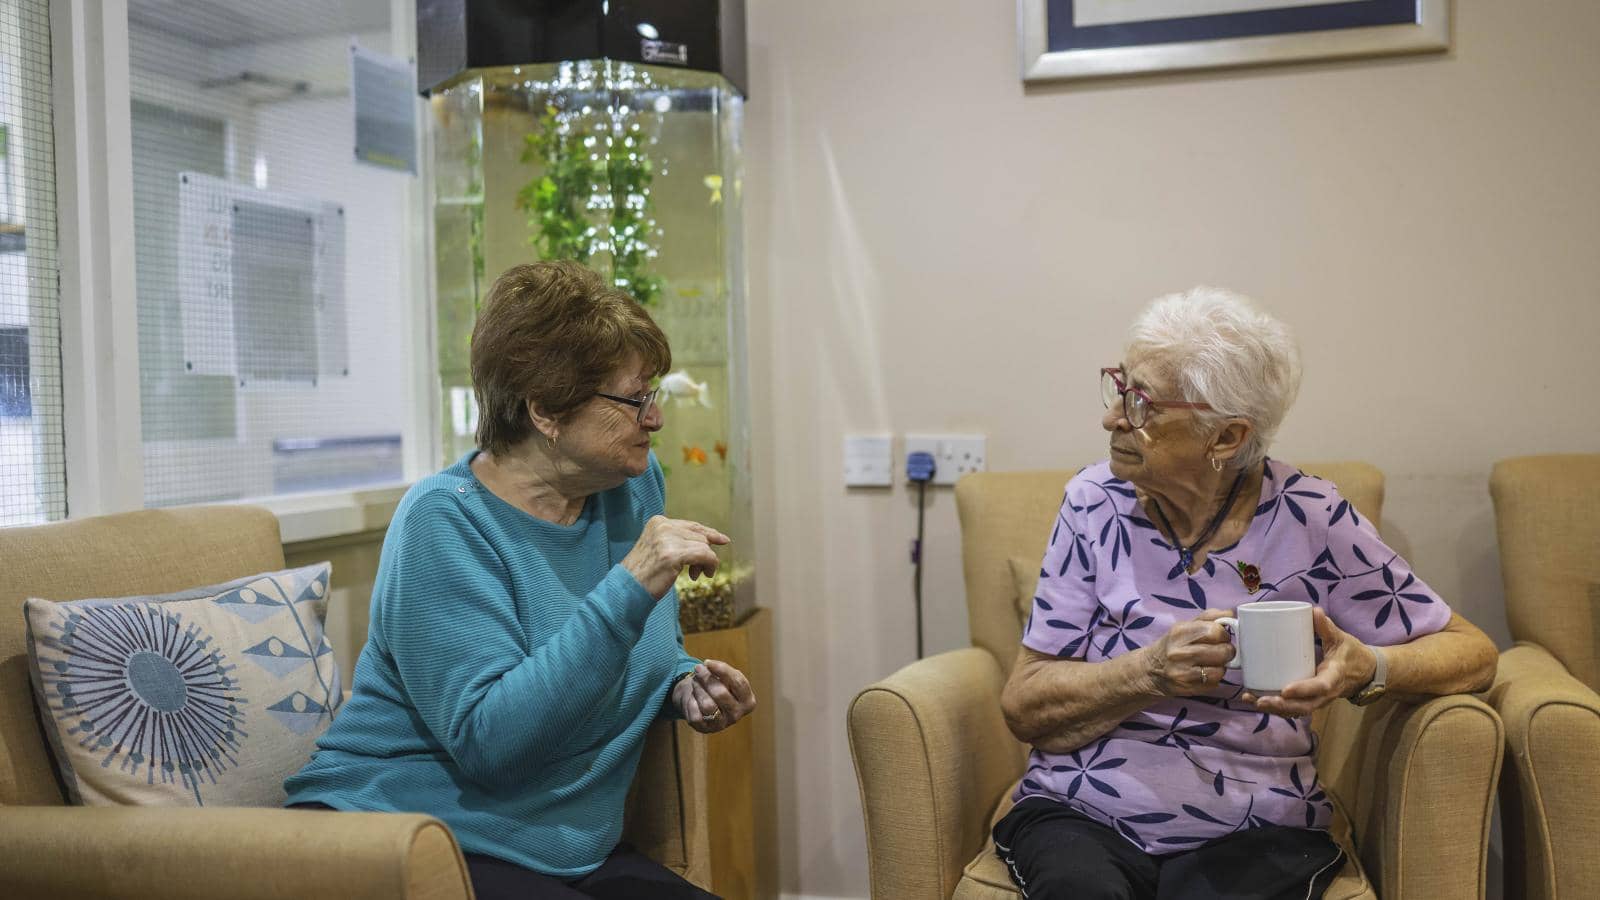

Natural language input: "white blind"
[129,0,415,506]
[0,0,63,527]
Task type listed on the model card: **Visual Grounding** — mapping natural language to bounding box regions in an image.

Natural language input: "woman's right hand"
[1144,608,1237,697]
[622,515,731,598]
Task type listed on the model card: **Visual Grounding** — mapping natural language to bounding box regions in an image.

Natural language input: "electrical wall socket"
[843,434,894,487]
[904,433,986,486]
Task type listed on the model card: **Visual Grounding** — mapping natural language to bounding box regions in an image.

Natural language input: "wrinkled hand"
[622,515,730,599]
[1245,607,1377,717]
[675,659,756,734]
[1145,609,1236,697]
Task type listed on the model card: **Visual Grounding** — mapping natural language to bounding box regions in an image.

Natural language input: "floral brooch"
[1234,561,1262,594]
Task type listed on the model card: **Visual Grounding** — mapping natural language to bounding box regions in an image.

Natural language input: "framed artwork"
[1019,0,1450,83]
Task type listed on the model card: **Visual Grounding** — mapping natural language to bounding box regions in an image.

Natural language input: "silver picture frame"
[1019,0,1450,83]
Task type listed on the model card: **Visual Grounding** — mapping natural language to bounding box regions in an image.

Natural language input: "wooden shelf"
[684,606,777,900]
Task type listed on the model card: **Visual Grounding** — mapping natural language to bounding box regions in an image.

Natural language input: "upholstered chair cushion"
[1007,557,1040,631]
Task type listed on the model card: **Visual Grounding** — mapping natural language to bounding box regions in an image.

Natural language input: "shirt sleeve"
[379,491,661,790]
[1317,484,1453,646]
[1022,478,1105,659]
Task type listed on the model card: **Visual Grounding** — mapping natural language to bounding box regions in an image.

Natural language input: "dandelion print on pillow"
[24,562,342,807]
[37,604,247,804]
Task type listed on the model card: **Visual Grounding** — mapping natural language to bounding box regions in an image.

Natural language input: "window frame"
[47,0,437,539]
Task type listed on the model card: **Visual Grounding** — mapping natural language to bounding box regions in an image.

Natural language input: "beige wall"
[742,1,1600,896]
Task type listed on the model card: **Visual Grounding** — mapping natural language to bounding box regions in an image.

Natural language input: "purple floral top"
[1015,458,1452,854]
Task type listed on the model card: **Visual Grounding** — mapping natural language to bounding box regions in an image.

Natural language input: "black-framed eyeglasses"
[595,387,660,424]
[1100,367,1212,428]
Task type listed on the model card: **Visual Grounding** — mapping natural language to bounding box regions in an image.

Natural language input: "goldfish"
[658,369,712,408]
[714,440,728,463]
[704,174,723,205]
[683,445,709,465]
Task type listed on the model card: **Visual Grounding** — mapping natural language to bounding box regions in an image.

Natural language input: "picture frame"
[1019,0,1450,83]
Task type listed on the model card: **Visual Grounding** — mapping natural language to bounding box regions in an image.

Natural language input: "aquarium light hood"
[417,0,747,98]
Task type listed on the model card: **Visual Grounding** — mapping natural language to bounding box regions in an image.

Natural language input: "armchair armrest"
[1314,692,1503,900]
[1487,643,1600,900]
[848,647,1023,900]
[624,719,712,888]
[0,806,470,900]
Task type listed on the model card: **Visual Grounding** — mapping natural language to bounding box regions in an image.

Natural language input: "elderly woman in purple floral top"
[996,288,1497,900]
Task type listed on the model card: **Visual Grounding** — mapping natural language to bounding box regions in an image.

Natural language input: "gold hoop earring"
[546,433,557,451]
[1210,456,1223,472]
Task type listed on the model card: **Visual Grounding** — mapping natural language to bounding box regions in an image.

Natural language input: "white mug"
[1217,600,1316,693]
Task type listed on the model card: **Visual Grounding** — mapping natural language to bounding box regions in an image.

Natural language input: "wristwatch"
[1348,645,1389,707]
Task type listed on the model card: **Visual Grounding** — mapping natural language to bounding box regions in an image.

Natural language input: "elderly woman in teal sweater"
[284,260,755,900]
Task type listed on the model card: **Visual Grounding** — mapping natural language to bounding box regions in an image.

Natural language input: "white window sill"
[251,482,412,545]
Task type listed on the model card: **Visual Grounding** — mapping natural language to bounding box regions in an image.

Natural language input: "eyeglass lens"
[1100,370,1149,427]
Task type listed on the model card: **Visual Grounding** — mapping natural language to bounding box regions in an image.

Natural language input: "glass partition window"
[128,0,414,505]
[0,0,64,527]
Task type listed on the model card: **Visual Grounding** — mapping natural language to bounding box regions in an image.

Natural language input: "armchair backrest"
[0,506,285,806]
[1490,454,1600,691]
[955,462,1385,680]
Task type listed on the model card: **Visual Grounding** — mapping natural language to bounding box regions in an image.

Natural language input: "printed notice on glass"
[350,43,417,174]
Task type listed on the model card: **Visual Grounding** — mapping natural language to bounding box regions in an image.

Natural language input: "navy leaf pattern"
[1152,578,1209,610]
[1120,706,1221,750]
[1097,598,1156,655]
[1347,561,1433,635]
[1266,763,1330,828]
[1015,459,1446,853]
[1049,740,1129,800]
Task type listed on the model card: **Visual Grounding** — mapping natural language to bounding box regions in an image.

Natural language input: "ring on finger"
[704,707,721,721]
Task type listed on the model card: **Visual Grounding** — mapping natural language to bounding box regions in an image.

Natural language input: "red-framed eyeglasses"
[1100,367,1213,428]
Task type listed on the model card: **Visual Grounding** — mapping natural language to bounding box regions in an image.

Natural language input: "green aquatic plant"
[517,103,663,307]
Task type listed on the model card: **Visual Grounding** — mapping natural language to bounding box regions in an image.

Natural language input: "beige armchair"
[1487,455,1600,900]
[0,505,709,900]
[849,463,1503,900]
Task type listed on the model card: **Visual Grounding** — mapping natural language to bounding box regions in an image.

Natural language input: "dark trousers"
[994,797,1343,900]
[290,802,718,900]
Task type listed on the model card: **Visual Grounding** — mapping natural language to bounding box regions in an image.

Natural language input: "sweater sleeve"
[379,490,661,789]
[661,606,701,720]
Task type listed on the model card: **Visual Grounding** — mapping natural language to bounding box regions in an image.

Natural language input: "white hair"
[1125,287,1301,469]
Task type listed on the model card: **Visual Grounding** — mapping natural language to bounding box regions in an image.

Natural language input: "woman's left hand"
[1243,607,1377,717]
[675,659,757,733]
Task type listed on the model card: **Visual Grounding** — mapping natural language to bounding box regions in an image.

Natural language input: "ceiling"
[128,0,392,49]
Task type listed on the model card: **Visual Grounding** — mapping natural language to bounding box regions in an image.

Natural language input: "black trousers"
[290,802,718,900]
[993,797,1343,900]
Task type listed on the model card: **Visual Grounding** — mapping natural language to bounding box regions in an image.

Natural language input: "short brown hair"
[472,261,671,455]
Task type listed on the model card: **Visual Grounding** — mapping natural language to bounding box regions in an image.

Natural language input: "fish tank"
[421,0,754,631]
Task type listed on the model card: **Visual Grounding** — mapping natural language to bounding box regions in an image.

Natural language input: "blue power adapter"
[906,451,936,483]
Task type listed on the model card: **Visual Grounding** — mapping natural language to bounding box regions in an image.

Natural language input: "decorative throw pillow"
[1008,556,1042,630]
[23,562,342,807]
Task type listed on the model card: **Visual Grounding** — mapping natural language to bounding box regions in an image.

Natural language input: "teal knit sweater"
[283,451,698,877]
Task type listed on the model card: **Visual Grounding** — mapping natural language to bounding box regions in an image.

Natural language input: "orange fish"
[714,441,728,463]
[682,445,708,465]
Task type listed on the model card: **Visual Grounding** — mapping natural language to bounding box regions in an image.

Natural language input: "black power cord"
[906,451,936,660]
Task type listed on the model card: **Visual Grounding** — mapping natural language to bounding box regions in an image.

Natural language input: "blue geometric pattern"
[243,636,312,678]
[212,585,285,624]
[24,562,341,808]
[33,604,247,805]
[268,691,331,735]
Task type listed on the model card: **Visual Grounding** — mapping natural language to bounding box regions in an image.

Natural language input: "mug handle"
[1217,616,1242,669]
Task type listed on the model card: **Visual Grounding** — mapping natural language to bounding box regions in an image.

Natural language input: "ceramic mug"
[1218,600,1316,693]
